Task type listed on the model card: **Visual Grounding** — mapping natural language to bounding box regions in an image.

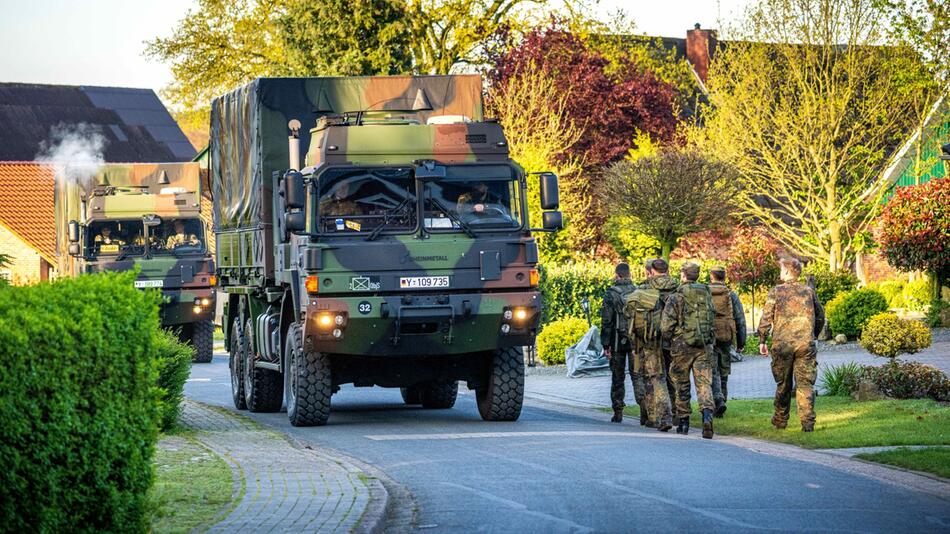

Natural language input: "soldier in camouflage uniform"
[165,219,201,248]
[661,262,716,438]
[708,267,746,418]
[600,262,648,424]
[758,258,825,432]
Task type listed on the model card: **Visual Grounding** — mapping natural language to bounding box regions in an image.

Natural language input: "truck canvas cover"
[208,76,484,231]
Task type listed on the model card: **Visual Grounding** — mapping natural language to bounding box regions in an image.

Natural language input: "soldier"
[661,262,716,438]
[758,258,825,432]
[320,180,363,217]
[624,258,677,431]
[165,219,200,248]
[708,266,746,417]
[457,182,503,217]
[600,262,648,424]
[94,225,125,250]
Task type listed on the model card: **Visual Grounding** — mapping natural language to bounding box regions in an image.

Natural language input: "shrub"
[902,278,932,311]
[863,361,950,401]
[826,289,889,338]
[155,330,194,431]
[802,263,858,305]
[868,280,905,308]
[819,362,863,396]
[0,272,162,532]
[539,262,614,328]
[926,299,949,328]
[860,313,932,358]
[536,317,589,365]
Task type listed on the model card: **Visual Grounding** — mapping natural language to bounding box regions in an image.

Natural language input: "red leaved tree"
[729,226,781,329]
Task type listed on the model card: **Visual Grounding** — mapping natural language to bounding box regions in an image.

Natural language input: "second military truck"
[210,76,561,425]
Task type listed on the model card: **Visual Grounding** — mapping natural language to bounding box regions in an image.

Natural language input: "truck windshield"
[423,165,523,231]
[149,217,206,255]
[316,167,416,234]
[86,220,146,258]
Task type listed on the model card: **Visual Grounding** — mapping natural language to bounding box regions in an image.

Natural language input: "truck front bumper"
[161,288,216,326]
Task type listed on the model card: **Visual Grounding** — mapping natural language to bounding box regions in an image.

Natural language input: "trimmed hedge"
[536,317,589,365]
[802,264,858,305]
[155,329,194,431]
[860,313,932,359]
[539,262,615,328]
[826,288,889,338]
[0,271,162,532]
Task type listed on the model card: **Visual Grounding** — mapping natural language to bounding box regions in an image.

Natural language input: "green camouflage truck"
[58,163,216,362]
[211,76,562,426]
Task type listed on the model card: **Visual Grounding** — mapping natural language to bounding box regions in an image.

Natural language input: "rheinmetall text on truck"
[211,76,562,426]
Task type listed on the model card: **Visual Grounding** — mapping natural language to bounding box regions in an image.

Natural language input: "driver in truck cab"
[165,219,200,248]
[320,180,365,217]
[456,182,501,216]
[94,225,125,251]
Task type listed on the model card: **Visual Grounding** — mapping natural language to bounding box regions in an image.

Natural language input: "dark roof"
[0,83,195,163]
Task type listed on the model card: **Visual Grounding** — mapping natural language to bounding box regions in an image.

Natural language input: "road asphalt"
[186,351,950,533]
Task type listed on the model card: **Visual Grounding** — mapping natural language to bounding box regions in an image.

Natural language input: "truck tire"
[284,322,331,426]
[476,347,524,421]
[242,319,283,413]
[192,320,214,363]
[421,381,458,409]
[229,320,247,410]
[400,387,422,405]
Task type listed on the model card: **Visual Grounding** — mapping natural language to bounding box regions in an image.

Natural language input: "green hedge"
[539,262,615,328]
[802,264,858,305]
[536,317,589,365]
[0,272,162,532]
[827,288,889,338]
[155,329,194,431]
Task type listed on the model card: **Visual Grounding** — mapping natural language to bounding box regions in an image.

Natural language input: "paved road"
[186,353,950,533]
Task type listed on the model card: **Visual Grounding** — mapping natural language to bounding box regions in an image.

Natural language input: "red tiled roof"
[0,162,55,263]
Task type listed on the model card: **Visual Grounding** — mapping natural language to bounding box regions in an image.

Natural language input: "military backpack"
[607,283,636,347]
[710,284,736,344]
[624,287,672,346]
[677,283,715,348]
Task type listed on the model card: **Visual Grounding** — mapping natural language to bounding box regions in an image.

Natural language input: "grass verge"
[624,396,949,449]
[213,326,225,341]
[150,435,234,533]
[854,447,950,479]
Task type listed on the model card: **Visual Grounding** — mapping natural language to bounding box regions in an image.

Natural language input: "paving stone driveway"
[182,401,379,533]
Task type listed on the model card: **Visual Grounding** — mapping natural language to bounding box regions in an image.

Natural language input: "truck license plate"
[134,280,164,288]
[399,276,449,289]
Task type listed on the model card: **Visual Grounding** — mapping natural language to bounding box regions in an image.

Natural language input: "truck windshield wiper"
[427,197,477,238]
[365,196,414,241]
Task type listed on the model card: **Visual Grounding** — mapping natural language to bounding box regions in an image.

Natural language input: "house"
[0,83,196,284]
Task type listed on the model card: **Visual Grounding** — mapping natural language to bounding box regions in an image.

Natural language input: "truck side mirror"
[68,220,80,243]
[285,211,306,233]
[539,172,559,210]
[68,243,81,256]
[284,171,305,210]
[542,211,563,231]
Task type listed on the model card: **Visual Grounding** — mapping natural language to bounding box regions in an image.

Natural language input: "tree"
[698,0,937,270]
[728,226,780,330]
[600,150,739,260]
[878,177,950,297]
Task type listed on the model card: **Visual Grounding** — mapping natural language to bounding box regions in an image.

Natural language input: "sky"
[0,0,752,96]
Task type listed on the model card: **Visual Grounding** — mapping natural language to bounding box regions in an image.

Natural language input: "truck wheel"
[192,320,214,363]
[476,347,524,421]
[421,381,458,409]
[242,319,283,413]
[400,387,422,405]
[229,320,247,410]
[284,322,331,426]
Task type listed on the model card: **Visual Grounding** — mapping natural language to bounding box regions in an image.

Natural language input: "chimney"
[686,23,717,83]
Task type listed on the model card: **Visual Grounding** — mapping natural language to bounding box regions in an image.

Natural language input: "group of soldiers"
[600,256,825,439]
[93,219,200,252]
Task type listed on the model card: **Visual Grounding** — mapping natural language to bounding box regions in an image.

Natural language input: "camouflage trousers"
[710,340,733,403]
[669,340,715,419]
[641,346,673,426]
[771,343,818,426]
[609,349,648,414]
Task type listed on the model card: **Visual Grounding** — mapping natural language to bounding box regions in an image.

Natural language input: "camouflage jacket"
[599,278,636,351]
[660,284,713,344]
[757,281,825,352]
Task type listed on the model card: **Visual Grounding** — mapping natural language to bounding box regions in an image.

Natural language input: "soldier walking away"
[708,266,746,418]
[758,258,825,432]
[623,258,677,432]
[661,263,717,438]
[600,263,647,424]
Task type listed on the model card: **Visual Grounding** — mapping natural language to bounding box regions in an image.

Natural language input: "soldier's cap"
[710,265,727,279]
[681,262,701,281]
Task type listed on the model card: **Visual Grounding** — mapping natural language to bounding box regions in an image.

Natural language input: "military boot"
[714,398,727,418]
[771,415,787,429]
[640,411,649,426]
[702,409,714,439]
[801,422,814,432]
[676,417,689,435]
[611,409,623,423]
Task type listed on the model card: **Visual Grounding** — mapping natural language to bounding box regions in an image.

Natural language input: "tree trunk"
[828,220,843,271]
[661,241,673,261]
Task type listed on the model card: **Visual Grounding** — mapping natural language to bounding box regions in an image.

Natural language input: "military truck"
[210,76,562,426]
[59,163,216,362]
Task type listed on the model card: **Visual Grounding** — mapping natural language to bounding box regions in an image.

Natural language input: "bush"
[863,360,950,401]
[860,313,932,358]
[539,262,615,328]
[902,278,932,311]
[868,280,905,308]
[802,263,858,305]
[819,362,863,396]
[155,330,194,431]
[926,299,949,327]
[0,272,162,532]
[826,289,889,338]
[536,317,589,365]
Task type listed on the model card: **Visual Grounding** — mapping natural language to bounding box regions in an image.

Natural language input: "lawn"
[150,434,236,533]
[623,396,950,449]
[213,326,225,341]
[854,447,950,479]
